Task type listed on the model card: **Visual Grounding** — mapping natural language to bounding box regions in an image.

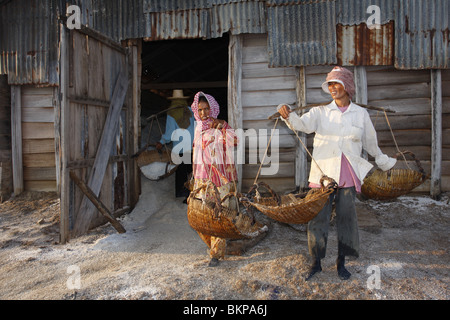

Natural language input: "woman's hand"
[210,118,225,129]
[278,105,292,119]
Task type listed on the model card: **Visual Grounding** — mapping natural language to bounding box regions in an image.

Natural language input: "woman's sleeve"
[284,108,318,134]
[361,110,397,171]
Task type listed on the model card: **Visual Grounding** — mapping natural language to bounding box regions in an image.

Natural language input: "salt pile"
[140,162,177,181]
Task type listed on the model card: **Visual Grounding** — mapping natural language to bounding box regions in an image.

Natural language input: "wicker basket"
[135,149,179,181]
[361,151,427,200]
[136,149,172,168]
[242,177,336,224]
[187,182,268,239]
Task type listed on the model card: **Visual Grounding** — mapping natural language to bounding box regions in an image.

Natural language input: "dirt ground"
[0,173,448,301]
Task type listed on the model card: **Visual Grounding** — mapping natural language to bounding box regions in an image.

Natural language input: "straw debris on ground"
[0,174,448,300]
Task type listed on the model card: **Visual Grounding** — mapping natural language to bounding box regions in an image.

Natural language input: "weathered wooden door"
[58,24,140,242]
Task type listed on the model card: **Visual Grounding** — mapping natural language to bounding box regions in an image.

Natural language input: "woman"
[190,91,238,267]
[278,66,396,281]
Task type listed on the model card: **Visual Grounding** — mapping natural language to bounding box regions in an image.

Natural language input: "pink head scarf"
[191,91,221,131]
[321,66,356,100]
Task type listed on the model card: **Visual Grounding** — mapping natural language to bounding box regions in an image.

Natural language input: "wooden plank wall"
[0,75,12,201]
[365,67,449,192]
[440,69,450,192]
[240,34,298,193]
[237,34,448,194]
[21,86,57,192]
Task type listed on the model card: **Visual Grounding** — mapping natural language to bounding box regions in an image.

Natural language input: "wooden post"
[354,66,368,106]
[130,39,141,206]
[59,24,70,244]
[431,69,442,199]
[53,87,61,195]
[295,66,308,190]
[228,34,243,192]
[70,171,126,234]
[11,85,23,195]
[354,66,369,160]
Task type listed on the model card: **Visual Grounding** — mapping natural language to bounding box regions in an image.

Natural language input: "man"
[156,90,195,201]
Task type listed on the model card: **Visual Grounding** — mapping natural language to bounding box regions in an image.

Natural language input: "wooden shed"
[0,0,448,242]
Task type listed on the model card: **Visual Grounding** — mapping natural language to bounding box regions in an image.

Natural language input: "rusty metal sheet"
[337,21,395,66]
[395,0,449,69]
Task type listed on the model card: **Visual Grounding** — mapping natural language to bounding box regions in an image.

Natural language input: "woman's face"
[198,101,211,121]
[328,82,348,100]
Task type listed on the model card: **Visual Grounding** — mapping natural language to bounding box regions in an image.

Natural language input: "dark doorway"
[140,34,230,138]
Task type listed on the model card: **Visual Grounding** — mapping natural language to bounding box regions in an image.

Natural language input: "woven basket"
[361,151,427,200]
[187,182,268,239]
[136,149,172,168]
[243,177,336,224]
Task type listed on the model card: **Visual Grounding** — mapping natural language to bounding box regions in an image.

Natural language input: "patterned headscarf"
[321,66,356,100]
[191,91,221,131]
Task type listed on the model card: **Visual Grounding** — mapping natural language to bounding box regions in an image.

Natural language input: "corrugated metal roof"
[143,0,266,40]
[0,0,59,85]
[267,0,337,67]
[66,0,147,40]
[395,0,449,69]
[1,0,449,85]
[336,0,396,25]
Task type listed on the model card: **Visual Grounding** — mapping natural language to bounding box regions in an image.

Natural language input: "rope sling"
[133,107,186,181]
[241,110,337,225]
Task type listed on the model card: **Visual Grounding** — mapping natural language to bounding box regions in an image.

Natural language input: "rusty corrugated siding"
[337,21,395,66]
[395,0,449,69]
[1,0,266,84]
[0,0,60,85]
[1,0,449,85]
[64,0,147,41]
[337,0,396,25]
[267,0,337,67]
[143,0,266,40]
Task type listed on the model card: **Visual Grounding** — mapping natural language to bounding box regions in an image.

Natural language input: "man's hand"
[155,142,163,150]
[278,105,292,119]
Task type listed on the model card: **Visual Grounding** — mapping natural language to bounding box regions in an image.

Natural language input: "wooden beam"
[11,86,23,195]
[355,66,368,160]
[141,81,228,90]
[295,66,308,190]
[76,25,126,55]
[268,101,396,120]
[228,34,243,192]
[431,69,442,198]
[130,41,142,205]
[72,69,129,237]
[52,88,61,195]
[59,23,70,244]
[70,171,125,234]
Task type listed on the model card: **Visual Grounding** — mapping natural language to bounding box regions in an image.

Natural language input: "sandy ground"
[0,173,448,301]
